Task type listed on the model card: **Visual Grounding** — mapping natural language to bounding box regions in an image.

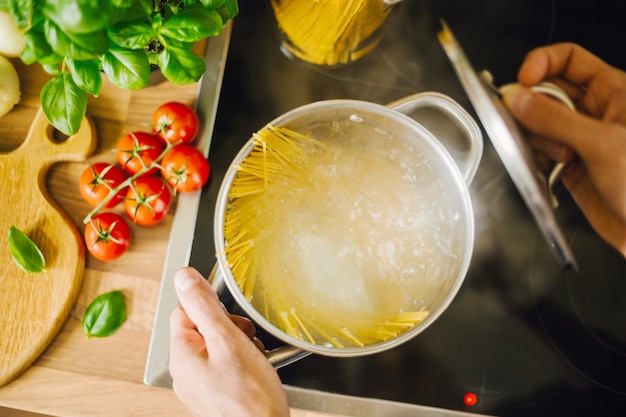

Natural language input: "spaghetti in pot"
[221,125,448,348]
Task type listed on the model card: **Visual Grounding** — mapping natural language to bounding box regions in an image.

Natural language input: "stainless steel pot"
[209,92,483,367]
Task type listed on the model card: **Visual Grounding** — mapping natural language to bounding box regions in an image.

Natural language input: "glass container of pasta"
[271,0,396,67]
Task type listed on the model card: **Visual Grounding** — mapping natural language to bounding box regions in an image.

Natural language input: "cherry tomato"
[124,176,172,226]
[151,101,199,145]
[84,212,131,261]
[160,145,210,193]
[116,131,164,176]
[78,163,128,208]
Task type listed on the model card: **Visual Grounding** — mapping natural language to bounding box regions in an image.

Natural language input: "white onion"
[0,12,26,58]
[0,54,21,117]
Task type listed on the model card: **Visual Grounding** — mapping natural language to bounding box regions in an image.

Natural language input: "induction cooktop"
[145,1,626,416]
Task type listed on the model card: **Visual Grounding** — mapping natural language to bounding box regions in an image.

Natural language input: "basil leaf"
[66,58,103,96]
[158,44,205,85]
[113,0,139,8]
[160,6,223,43]
[102,46,151,90]
[108,20,154,49]
[165,36,195,50]
[199,0,225,8]
[40,73,88,136]
[130,0,153,17]
[43,0,126,34]
[7,0,31,27]
[44,19,108,60]
[19,44,37,65]
[41,61,62,75]
[215,0,239,22]
[22,20,62,65]
[83,290,127,338]
[8,225,46,273]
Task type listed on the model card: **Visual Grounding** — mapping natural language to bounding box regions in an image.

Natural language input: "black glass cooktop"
[187,1,626,415]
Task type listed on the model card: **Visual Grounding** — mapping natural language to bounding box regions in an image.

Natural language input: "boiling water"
[228,121,465,346]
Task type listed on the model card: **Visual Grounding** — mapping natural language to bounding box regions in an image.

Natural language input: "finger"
[170,304,198,338]
[502,85,607,157]
[543,78,586,103]
[173,267,239,341]
[518,43,610,87]
[169,307,206,360]
[169,306,208,378]
[230,315,258,341]
[253,337,266,352]
[528,135,575,163]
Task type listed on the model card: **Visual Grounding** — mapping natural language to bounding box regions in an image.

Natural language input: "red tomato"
[79,163,128,208]
[151,101,199,145]
[116,131,164,176]
[84,212,131,261]
[124,176,172,226]
[160,145,210,192]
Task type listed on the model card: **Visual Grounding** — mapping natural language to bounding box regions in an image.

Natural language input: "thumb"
[173,267,235,340]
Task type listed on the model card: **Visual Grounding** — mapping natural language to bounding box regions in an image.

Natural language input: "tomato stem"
[83,141,176,224]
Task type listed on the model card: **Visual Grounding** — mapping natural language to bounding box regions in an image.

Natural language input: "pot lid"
[437,20,577,270]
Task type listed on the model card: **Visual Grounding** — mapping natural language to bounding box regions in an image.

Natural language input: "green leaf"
[42,0,129,34]
[101,46,151,90]
[113,0,138,8]
[131,0,153,17]
[19,45,37,65]
[164,36,195,51]
[66,58,103,96]
[41,62,61,75]
[158,44,206,85]
[82,290,127,338]
[160,5,223,43]
[8,225,46,273]
[108,20,154,49]
[216,0,239,22]
[44,19,109,60]
[65,29,110,58]
[22,20,62,65]
[41,73,88,136]
[7,0,31,28]
[197,0,239,21]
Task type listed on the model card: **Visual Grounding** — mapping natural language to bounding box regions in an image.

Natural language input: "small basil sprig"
[83,290,127,338]
[8,225,46,273]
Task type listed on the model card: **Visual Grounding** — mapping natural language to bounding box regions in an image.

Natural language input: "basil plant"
[1,0,238,136]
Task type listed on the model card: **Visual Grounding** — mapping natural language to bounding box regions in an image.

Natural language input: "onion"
[0,12,26,58]
[0,55,21,117]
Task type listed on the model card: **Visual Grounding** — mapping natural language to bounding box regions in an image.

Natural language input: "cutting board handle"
[0,108,97,387]
[13,108,97,169]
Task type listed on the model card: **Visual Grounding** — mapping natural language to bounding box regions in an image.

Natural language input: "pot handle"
[387,92,483,185]
[207,263,312,368]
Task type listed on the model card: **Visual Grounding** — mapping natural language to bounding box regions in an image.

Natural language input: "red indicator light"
[464,392,478,407]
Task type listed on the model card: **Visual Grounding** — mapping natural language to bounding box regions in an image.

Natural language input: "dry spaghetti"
[271,0,392,66]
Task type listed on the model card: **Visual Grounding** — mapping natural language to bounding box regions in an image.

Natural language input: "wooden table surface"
[0,55,337,417]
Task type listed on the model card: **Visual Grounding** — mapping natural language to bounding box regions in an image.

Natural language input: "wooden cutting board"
[0,107,97,387]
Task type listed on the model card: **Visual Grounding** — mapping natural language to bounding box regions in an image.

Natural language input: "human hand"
[169,267,290,417]
[502,43,626,256]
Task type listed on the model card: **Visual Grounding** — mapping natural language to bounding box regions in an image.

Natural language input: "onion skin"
[0,12,26,58]
[0,54,21,117]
